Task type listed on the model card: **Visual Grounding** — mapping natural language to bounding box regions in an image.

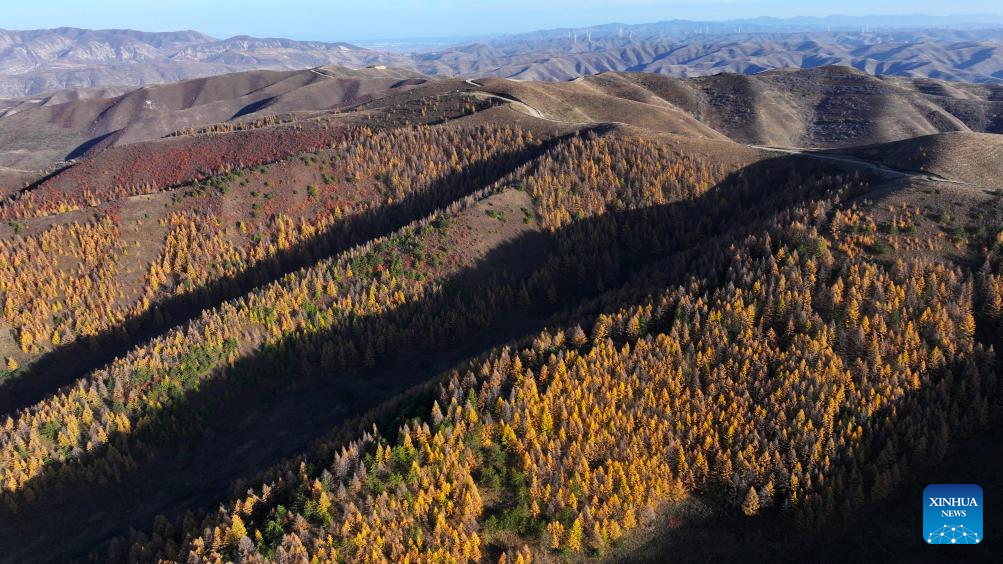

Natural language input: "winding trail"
[463,90,548,120]
[748,145,970,186]
[309,67,341,79]
[462,78,631,127]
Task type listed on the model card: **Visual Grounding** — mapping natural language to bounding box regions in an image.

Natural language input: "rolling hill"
[0,65,427,170]
[3,64,1002,175]
[840,131,1003,188]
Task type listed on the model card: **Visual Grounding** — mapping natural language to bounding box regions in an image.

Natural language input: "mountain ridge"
[2,64,1001,173]
[0,27,406,98]
[4,23,1003,97]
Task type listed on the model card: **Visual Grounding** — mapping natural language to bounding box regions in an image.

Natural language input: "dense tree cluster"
[0,216,128,354]
[522,134,724,230]
[111,189,998,561]
[0,121,998,562]
[0,128,540,504]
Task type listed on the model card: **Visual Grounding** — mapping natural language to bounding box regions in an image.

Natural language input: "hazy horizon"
[4,2,1003,42]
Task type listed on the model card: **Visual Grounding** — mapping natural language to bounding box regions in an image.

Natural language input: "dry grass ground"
[846,132,1003,189]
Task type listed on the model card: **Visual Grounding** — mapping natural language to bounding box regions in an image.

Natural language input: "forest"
[0,88,1000,564]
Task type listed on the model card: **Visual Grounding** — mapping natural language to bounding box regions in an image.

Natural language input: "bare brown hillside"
[458,67,1003,148]
[624,66,1003,147]
[0,66,425,169]
[8,65,1003,173]
[464,77,728,140]
[842,131,1003,188]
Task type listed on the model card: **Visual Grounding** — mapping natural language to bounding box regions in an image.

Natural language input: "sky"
[4,1,1003,41]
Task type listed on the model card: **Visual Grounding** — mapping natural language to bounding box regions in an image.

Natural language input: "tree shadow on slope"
[0,132,576,418]
[619,202,1002,564]
[0,153,867,562]
[626,361,1000,564]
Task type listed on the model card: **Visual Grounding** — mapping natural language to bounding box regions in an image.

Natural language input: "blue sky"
[4,1,1002,41]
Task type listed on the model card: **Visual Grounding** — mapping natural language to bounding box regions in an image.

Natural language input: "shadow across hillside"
[66,130,120,160]
[628,351,1000,564]
[0,152,872,563]
[0,132,577,418]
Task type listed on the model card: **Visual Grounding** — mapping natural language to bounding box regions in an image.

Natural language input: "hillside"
[3,65,1003,174]
[0,63,1000,564]
[841,131,1003,188]
[625,66,1003,147]
[0,65,427,170]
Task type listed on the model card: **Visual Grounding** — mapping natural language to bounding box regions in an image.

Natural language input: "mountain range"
[2,18,1003,97]
[0,28,401,98]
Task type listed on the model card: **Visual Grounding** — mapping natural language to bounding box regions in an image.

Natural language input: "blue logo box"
[924,484,983,545]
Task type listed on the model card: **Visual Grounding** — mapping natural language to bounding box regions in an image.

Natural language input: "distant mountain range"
[408,29,1003,83]
[502,14,1003,41]
[0,28,407,97]
[2,17,1003,97]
